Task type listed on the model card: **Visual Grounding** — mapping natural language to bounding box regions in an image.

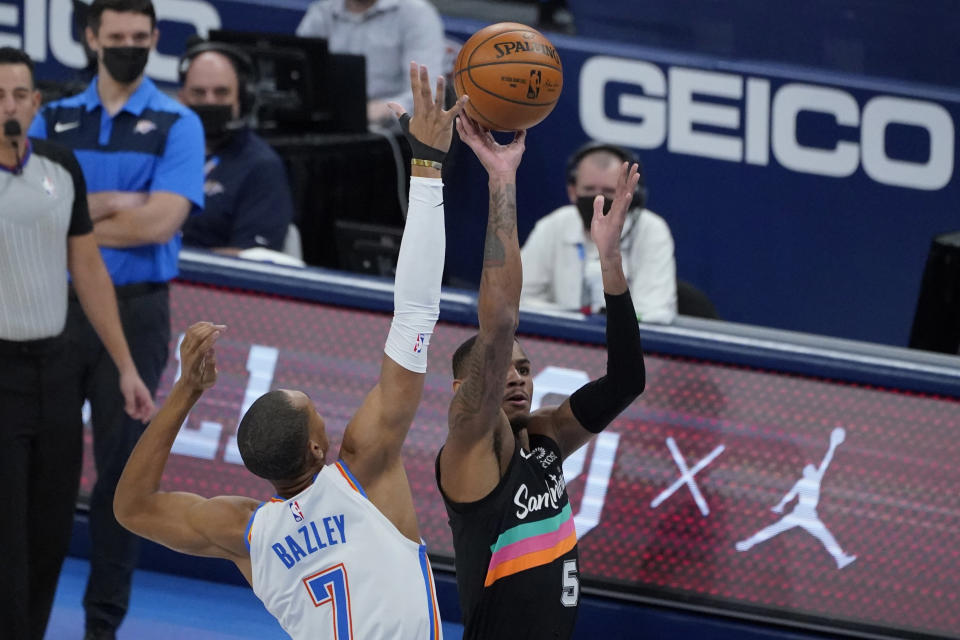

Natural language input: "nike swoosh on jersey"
[54,121,81,133]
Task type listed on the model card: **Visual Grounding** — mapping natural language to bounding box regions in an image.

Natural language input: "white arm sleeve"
[383,176,445,373]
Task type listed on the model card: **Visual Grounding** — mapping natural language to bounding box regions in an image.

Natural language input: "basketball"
[453,22,563,131]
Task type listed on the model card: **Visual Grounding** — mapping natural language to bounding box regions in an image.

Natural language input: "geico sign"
[0,0,219,83]
[580,56,955,191]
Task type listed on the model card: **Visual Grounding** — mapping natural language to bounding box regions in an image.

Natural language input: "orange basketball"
[453,22,563,131]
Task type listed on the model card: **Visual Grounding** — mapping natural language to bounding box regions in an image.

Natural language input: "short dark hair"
[451,335,479,379]
[237,390,309,481]
[87,0,157,33]
[451,334,524,379]
[0,47,35,88]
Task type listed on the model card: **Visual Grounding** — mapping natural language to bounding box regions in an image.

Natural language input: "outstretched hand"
[590,161,641,260]
[178,322,227,393]
[455,114,526,179]
[388,62,467,155]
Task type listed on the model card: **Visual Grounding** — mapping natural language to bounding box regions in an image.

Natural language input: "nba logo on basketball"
[527,70,541,99]
[289,501,304,522]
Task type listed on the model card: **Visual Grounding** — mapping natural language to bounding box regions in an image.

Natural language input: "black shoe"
[83,627,117,640]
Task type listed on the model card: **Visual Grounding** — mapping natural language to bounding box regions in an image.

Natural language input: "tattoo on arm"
[483,183,516,267]
[451,335,495,430]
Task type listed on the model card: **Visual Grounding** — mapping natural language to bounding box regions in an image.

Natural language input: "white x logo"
[650,438,725,516]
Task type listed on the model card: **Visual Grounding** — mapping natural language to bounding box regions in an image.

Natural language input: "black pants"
[65,283,171,633]
[0,335,84,640]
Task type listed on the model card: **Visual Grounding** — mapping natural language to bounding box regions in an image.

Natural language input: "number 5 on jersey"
[304,563,353,639]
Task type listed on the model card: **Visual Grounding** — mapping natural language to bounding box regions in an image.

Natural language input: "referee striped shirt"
[0,138,92,341]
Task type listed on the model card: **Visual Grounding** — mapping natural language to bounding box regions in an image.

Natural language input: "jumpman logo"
[735,427,857,569]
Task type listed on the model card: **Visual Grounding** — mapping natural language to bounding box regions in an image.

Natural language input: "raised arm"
[338,64,466,487]
[114,322,257,576]
[440,117,527,503]
[530,162,647,458]
[817,427,846,477]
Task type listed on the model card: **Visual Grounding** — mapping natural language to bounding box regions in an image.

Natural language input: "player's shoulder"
[525,412,562,445]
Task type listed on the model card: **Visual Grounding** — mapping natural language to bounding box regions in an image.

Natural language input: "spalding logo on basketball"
[453,22,563,131]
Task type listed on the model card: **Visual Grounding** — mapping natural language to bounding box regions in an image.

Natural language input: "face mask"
[575,195,612,231]
[102,47,150,84]
[191,104,236,145]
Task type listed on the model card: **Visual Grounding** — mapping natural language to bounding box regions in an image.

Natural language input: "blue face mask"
[575,195,612,230]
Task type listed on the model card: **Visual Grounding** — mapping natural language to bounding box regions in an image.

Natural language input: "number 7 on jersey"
[304,563,353,639]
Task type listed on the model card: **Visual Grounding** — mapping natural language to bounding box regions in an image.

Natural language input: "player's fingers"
[192,327,223,360]
[455,115,472,141]
[182,322,215,354]
[434,75,445,109]
[386,102,405,119]
[204,350,217,376]
[407,61,418,92]
[593,194,605,219]
[459,114,480,139]
[418,64,432,103]
[445,94,468,121]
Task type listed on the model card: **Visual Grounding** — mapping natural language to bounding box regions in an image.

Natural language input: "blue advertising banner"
[2,1,957,347]
[440,21,960,348]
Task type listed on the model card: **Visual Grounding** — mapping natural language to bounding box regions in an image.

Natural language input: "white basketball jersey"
[246,460,442,640]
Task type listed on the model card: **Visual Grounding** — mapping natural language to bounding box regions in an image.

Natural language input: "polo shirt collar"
[80,75,156,116]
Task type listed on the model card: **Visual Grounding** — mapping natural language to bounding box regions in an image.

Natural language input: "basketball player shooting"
[436,114,647,639]
[113,63,465,639]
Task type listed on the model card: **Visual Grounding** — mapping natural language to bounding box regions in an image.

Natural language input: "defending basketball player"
[436,116,646,638]
[113,63,464,639]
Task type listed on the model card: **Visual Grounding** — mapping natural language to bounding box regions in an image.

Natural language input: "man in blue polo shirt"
[28,1,203,638]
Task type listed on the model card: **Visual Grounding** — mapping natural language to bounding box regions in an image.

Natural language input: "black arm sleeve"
[568,290,646,433]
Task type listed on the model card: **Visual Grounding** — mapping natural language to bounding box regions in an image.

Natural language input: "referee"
[0,47,153,640]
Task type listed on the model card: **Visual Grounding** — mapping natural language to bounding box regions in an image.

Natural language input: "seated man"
[177,40,295,255]
[521,141,678,324]
[296,0,445,125]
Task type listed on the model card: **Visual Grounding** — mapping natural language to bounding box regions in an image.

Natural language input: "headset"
[565,141,647,211]
[178,37,257,118]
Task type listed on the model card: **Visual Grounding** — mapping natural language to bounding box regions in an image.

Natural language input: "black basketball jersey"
[437,434,580,639]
